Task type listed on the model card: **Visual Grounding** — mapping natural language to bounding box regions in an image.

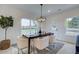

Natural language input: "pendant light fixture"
[38,4,46,34]
[38,4,46,22]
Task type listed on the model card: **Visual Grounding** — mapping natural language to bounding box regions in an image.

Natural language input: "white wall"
[42,7,79,44]
[0,5,33,44]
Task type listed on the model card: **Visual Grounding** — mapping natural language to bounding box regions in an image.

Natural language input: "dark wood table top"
[23,33,54,39]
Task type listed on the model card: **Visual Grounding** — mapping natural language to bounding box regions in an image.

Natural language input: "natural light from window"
[65,16,79,36]
[21,19,30,26]
[21,18,38,35]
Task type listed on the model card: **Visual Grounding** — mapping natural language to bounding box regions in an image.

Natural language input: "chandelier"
[38,4,46,22]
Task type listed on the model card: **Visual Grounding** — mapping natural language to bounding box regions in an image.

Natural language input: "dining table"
[23,32,54,54]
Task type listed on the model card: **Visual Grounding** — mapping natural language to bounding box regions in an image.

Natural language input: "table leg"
[28,38,30,54]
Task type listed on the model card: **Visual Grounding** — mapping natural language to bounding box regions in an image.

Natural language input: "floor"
[0,40,75,54]
[57,40,75,54]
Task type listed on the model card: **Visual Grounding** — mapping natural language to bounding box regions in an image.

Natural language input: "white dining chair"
[17,36,28,54]
[33,36,49,50]
[49,35,55,45]
[49,35,57,49]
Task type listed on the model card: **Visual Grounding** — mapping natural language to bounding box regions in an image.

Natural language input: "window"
[65,16,79,35]
[21,18,38,35]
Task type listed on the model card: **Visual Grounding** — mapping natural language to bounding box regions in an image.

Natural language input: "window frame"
[21,18,38,35]
[65,16,79,36]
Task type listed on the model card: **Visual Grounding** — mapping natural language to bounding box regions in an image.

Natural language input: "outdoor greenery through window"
[21,18,38,35]
[65,16,79,35]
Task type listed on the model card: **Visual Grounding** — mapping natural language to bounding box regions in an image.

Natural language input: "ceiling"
[0,4,79,18]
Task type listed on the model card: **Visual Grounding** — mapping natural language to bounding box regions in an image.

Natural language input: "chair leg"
[18,48,23,54]
[30,40,34,53]
[32,40,38,54]
[31,46,35,54]
[21,49,24,54]
[45,48,50,51]
[18,48,20,54]
[21,49,26,54]
[34,47,37,54]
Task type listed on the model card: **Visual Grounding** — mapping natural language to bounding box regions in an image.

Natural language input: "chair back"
[17,36,28,49]
[34,36,49,50]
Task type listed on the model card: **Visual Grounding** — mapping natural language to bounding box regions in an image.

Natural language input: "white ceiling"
[0,4,79,17]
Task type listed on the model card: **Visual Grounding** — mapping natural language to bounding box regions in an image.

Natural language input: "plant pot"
[0,39,10,50]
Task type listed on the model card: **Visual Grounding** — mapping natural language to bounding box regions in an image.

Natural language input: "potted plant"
[0,15,13,40]
[0,15,13,50]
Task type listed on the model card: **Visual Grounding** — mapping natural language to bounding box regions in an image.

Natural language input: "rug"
[36,42,64,54]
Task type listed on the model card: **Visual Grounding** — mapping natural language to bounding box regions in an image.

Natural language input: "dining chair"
[33,36,49,51]
[49,35,57,49]
[49,35,55,45]
[17,36,28,54]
